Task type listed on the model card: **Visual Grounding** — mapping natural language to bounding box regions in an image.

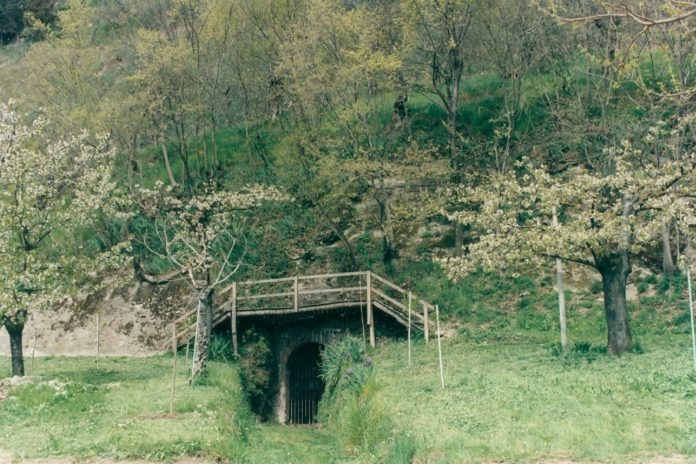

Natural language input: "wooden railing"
[171,271,435,354]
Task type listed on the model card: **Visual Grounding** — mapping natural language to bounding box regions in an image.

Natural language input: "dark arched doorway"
[287,342,324,424]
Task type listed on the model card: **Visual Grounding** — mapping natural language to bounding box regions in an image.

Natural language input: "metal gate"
[287,343,324,424]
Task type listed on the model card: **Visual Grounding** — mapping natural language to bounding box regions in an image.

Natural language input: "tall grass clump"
[319,335,414,461]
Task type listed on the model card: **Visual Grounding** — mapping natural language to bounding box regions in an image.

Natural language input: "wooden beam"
[408,292,412,367]
[231,282,238,357]
[297,271,366,280]
[169,323,177,415]
[237,291,294,301]
[435,304,444,388]
[294,276,299,311]
[299,286,367,295]
[423,302,429,343]
[371,288,408,311]
[367,271,375,348]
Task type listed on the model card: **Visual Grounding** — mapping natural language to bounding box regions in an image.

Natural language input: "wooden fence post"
[170,323,177,415]
[435,304,444,388]
[294,276,299,312]
[96,311,101,362]
[366,271,375,348]
[408,291,412,367]
[423,303,429,343]
[231,282,238,358]
[687,265,696,372]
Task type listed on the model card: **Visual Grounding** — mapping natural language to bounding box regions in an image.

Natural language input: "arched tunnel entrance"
[286,342,325,424]
[227,307,407,424]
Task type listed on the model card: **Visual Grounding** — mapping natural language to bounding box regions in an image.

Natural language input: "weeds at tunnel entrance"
[318,336,417,461]
[237,330,274,419]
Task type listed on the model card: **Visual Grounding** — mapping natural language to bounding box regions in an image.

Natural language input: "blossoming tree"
[441,135,696,355]
[135,183,286,381]
[0,103,120,376]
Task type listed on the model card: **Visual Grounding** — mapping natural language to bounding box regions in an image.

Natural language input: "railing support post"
[294,276,299,312]
[169,323,177,415]
[231,282,238,358]
[423,303,429,343]
[407,291,412,367]
[367,271,375,348]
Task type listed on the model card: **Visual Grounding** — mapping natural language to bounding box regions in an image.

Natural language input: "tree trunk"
[375,180,397,264]
[190,292,214,382]
[598,251,633,355]
[552,207,568,352]
[161,142,178,188]
[4,317,26,377]
[662,220,676,274]
[454,222,463,257]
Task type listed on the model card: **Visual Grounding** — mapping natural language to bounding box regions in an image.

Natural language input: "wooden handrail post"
[407,291,412,367]
[231,282,238,358]
[423,303,429,343]
[169,323,177,415]
[294,276,299,312]
[435,304,444,388]
[366,271,375,347]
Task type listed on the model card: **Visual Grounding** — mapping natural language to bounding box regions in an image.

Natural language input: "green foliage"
[590,280,603,294]
[383,433,419,464]
[208,333,234,363]
[0,357,252,461]
[319,335,395,456]
[0,0,23,43]
[238,329,274,418]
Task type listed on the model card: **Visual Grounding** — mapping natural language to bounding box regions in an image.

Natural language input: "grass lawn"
[1,333,695,463]
[377,333,696,463]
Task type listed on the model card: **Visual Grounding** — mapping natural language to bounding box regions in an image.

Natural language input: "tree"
[0,0,24,44]
[441,133,696,355]
[400,0,479,256]
[134,182,286,380]
[0,103,121,376]
[279,0,403,266]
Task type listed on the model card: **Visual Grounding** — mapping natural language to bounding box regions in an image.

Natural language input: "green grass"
[3,333,696,463]
[376,334,696,463]
[0,356,251,461]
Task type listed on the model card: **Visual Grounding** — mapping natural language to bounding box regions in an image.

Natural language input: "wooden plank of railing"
[174,308,197,325]
[236,291,294,301]
[236,276,296,286]
[371,272,408,295]
[371,272,434,310]
[372,288,408,311]
[236,300,365,315]
[297,271,366,280]
[299,286,366,295]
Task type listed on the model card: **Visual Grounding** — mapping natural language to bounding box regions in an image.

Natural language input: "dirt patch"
[0,272,196,358]
[0,376,36,402]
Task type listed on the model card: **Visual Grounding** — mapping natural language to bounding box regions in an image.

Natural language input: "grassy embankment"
[2,329,696,463]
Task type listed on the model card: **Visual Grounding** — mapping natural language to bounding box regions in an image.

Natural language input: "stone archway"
[275,329,337,424]
[285,342,324,424]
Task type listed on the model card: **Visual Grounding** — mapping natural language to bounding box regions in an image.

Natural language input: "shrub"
[590,280,603,295]
[238,329,273,418]
[319,335,393,455]
[209,333,234,362]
